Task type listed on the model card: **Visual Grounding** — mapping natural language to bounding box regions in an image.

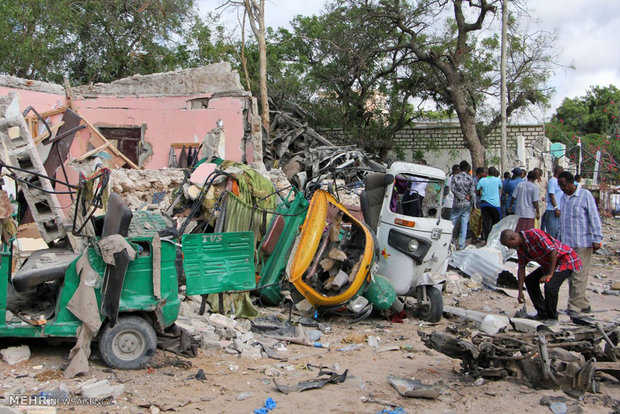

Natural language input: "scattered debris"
[274,369,348,394]
[539,396,583,414]
[386,374,441,399]
[419,319,619,392]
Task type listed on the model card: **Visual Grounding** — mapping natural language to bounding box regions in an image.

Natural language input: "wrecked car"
[360,162,454,322]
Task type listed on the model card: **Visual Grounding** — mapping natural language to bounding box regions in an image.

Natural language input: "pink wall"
[72,94,247,168]
[0,86,65,115]
[2,86,251,215]
[1,87,248,170]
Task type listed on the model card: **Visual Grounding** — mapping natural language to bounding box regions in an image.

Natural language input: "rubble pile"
[110,168,185,210]
[175,298,264,360]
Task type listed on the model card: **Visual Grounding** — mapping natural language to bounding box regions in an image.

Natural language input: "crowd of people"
[443,161,603,324]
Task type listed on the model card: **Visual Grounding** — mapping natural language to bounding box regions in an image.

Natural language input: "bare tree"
[227,0,269,131]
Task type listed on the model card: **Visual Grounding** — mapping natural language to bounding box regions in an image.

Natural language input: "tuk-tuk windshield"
[391,174,445,219]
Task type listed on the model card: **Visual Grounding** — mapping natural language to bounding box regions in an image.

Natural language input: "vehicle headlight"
[408,239,419,252]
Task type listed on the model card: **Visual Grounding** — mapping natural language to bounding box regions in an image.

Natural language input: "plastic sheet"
[449,247,506,288]
[485,214,519,261]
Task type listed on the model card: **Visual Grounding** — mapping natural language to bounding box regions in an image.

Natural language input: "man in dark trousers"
[500,228,582,322]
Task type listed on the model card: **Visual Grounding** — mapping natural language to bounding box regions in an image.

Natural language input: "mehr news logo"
[9,394,113,406]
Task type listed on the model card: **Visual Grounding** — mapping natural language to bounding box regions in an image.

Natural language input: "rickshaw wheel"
[416,286,443,323]
[99,315,157,369]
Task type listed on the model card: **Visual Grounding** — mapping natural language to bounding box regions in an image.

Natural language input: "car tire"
[416,286,443,323]
[99,315,157,369]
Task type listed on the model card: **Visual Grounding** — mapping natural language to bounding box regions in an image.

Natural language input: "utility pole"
[500,0,508,173]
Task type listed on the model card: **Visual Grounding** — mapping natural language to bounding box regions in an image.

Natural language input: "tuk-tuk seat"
[360,173,393,232]
[12,249,80,292]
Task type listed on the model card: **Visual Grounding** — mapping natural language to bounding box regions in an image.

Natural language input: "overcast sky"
[198,1,620,121]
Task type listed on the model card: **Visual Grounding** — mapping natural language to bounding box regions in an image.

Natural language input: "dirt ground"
[1,219,620,414]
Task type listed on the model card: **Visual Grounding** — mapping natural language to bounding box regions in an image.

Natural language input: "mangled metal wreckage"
[0,92,457,373]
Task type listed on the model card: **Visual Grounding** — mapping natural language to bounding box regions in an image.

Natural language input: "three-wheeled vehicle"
[0,169,316,369]
[1,192,258,369]
[360,162,453,322]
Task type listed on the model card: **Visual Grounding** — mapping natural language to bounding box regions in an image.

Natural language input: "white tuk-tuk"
[360,162,454,321]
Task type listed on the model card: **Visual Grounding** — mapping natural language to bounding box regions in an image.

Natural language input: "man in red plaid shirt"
[500,228,582,322]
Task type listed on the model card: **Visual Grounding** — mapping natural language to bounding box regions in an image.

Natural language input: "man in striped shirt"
[500,229,582,321]
[557,171,603,316]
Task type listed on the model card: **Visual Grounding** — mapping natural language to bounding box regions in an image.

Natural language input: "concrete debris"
[110,168,185,210]
[209,313,238,330]
[0,345,30,365]
[81,380,124,399]
[236,392,253,401]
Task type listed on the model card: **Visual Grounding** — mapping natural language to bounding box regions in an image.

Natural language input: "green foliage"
[252,1,435,158]
[0,0,233,84]
[546,85,620,182]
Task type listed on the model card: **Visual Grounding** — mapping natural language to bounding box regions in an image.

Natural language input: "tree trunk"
[447,72,486,170]
[257,32,269,131]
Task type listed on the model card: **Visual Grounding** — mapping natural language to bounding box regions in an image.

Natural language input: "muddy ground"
[1,219,619,414]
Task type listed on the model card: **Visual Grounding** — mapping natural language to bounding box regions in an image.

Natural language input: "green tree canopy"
[546,85,620,181]
[0,0,232,84]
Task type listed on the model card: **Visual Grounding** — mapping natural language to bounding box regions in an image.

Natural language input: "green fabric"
[207,292,259,319]
[220,161,276,245]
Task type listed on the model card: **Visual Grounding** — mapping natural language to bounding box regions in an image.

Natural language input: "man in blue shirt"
[557,171,603,316]
[541,166,564,239]
[477,166,502,242]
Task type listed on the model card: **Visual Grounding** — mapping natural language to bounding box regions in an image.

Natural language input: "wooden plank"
[64,79,74,110]
[25,106,67,121]
[171,142,201,149]
[76,142,112,161]
[81,118,140,169]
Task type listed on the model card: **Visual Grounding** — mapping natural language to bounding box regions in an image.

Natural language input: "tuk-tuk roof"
[387,161,446,181]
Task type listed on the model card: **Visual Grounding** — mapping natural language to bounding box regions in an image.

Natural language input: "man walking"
[557,171,603,316]
[500,229,582,322]
[450,160,476,250]
[477,166,502,241]
[541,166,564,239]
[512,170,540,233]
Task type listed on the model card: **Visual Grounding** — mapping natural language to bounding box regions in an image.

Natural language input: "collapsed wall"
[72,63,246,96]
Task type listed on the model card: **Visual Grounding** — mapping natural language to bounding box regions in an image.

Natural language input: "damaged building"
[0,62,263,171]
